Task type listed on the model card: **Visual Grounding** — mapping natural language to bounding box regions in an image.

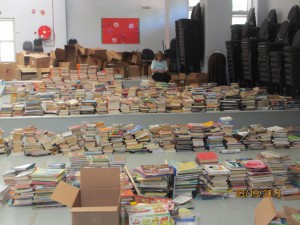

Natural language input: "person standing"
[151,51,171,83]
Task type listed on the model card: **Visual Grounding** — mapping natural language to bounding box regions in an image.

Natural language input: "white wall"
[201,0,232,72]
[0,0,67,53]
[168,0,189,47]
[267,0,300,22]
[66,0,173,53]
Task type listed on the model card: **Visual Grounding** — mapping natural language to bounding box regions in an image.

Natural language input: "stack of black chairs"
[284,29,300,98]
[165,39,178,72]
[259,5,300,93]
[226,8,257,83]
[175,19,201,73]
[241,10,278,87]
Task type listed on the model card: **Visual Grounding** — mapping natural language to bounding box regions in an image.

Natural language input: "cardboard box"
[108,63,128,77]
[30,55,50,68]
[52,168,121,225]
[59,62,77,70]
[0,62,17,81]
[127,65,140,77]
[254,198,300,225]
[87,48,106,59]
[106,50,122,62]
[131,52,141,65]
[198,73,208,84]
[86,56,103,68]
[65,45,78,63]
[16,68,38,80]
[55,48,65,61]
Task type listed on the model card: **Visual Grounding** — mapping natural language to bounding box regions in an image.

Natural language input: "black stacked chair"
[261,5,300,93]
[165,39,178,72]
[175,19,201,73]
[141,49,155,77]
[284,29,300,98]
[226,8,257,83]
[241,10,278,87]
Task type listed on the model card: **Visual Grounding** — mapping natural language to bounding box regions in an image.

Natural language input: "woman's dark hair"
[154,51,165,60]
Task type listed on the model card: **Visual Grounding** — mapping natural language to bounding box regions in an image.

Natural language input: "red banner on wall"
[101,18,140,44]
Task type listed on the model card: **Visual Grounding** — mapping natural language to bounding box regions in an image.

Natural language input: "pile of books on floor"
[204,121,225,152]
[242,124,268,150]
[243,159,274,191]
[287,127,300,148]
[174,125,193,152]
[31,165,66,208]
[2,163,36,206]
[132,164,174,198]
[0,128,7,154]
[69,152,89,168]
[200,164,231,200]
[24,96,44,116]
[268,126,290,149]
[0,185,10,206]
[223,161,247,193]
[171,161,202,197]
[187,123,205,152]
[87,154,110,167]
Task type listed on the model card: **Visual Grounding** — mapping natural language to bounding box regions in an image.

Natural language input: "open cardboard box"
[255,198,300,225]
[52,168,121,225]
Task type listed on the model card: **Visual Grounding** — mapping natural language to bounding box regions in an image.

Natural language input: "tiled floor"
[0,150,300,225]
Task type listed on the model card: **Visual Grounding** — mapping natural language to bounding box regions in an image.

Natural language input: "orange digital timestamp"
[235,189,281,198]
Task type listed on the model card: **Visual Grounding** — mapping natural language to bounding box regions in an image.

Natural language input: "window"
[0,19,15,62]
[232,0,252,24]
[189,0,200,19]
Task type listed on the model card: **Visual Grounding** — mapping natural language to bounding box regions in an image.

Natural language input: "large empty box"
[52,168,121,225]
[29,55,50,68]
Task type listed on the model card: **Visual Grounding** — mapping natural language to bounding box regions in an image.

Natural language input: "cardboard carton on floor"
[16,67,38,80]
[0,62,17,81]
[59,62,77,70]
[87,48,106,59]
[30,55,50,68]
[107,50,122,62]
[255,198,300,225]
[52,168,121,225]
[127,65,140,77]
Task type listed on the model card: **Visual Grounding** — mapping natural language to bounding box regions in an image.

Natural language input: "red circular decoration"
[38,25,52,40]
[40,10,46,16]
[32,9,36,14]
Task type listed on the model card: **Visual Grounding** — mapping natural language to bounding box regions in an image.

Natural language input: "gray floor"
[0,150,299,225]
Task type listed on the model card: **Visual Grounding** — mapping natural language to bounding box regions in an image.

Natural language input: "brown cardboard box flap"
[80,168,120,189]
[51,181,80,208]
[255,198,277,225]
[71,206,119,213]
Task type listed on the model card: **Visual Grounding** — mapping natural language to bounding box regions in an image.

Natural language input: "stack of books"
[269,96,286,110]
[267,126,290,149]
[159,124,176,153]
[288,127,300,148]
[195,152,218,166]
[286,98,300,110]
[220,94,241,111]
[25,96,44,116]
[242,124,266,150]
[10,128,24,156]
[61,130,81,152]
[110,126,126,153]
[95,98,108,114]
[31,168,66,208]
[82,122,102,153]
[205,91,220,112]
[12,103,25,117]
[97,127,111,154]
[171,161,202,197]
[3,163,36,206]
[0,103,13,117]
[205,125,225,152]
[201,164,230,197]
[66,99,80,115]
[110,155,126,170]
[223,161,247,192]
[69,152,89,168]
[0,185,10,206]
[56,101,69,116]
[191,87,206,112]
[87,155,110,167]
[256,93,270,110]
[107,96,120,114]
[174,126,193,152]
[243,160,274,190]
[174,207,197,225]
[133,164,174,198]
[187,123,205,152]
[80,99,96,114]
[0,128,6,154]
[257,151,292,187]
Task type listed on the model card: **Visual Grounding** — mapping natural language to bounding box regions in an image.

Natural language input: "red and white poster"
[101,18,140,44]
